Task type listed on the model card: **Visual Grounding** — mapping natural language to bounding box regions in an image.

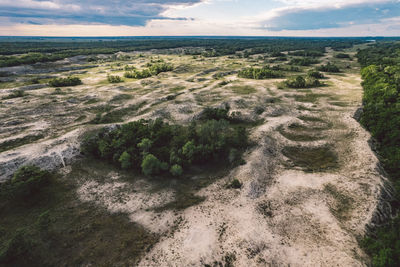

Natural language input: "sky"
[0,0,399,36]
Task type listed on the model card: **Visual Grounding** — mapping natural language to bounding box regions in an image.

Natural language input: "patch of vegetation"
[361,216,400,267]
[298,115,325,122]
[83,113,249,176]
[227,178,242,189]
[289,50,325,57]
[107,74,123,83]
[335,53,351,59]
[124,63,173,79]
[49,76,82,87]
[90,101,146,124]
[278,125,324,142]
[169,85,185,93]
[324,183,353,220]
[289,57,319,66]
[283,75,321,88]
[0,165,158,266]
[0,165,51,203]
[110,94,133,102]
[307,70,325,79]
[0,134,44,153]
[282,146,338,172]
[2,90,26,100]
[230,85,257,95]
[238,66,283,79]
[317,62,341,73]
[294,93,329,103]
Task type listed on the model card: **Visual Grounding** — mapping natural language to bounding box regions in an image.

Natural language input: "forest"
[357,42,400,267]
[0,37,371,67]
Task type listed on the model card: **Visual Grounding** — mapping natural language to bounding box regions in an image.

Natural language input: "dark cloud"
[0,0,201,26]
[261,1,400,31]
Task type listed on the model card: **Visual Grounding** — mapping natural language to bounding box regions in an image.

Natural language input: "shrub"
[119,151,132,169]
[307,70,324,79]
[284,75,321,88]
[317,62,340,73]
[238,66,283,79]
[10,165,50,200]
[49,76,82,87]
[335,53,350,59]
[0,229,37,265]
[107,75,123,83]
[289,57,319,66]
[228,179,242,189]
[170,164,183,176]
[2,90,26,100]
[141,154,163,176]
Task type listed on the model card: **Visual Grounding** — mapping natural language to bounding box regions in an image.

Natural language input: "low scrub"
[317,62,340,73]
[238,66,283,79]
[49,76,82,87]
[283,75,321,88]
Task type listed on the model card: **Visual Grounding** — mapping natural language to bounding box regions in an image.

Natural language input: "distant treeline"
[357,42,400,267]
[0,38,369,67]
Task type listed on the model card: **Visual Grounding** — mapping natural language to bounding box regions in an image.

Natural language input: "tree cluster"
[82,113,248,177]
[238,66,283,79]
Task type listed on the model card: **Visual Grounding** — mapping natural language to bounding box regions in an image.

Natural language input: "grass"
[294,93,330,103]
[278,125,324,142]
[0,134,44,153]
[0,170,158,266]
[110,94,133,103]
[282,145,338,172]
[298,115,325,122]
[90,101,147,124]
[169,85,185,93]
[324,183,353,220]
[329,101,349,107]
[229,85,256,95]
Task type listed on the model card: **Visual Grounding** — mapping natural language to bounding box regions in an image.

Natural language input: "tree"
[170,164,183,176]
[118,151,132,169]
[141,154,162,176]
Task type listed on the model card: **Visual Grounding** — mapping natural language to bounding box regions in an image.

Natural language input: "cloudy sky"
[0,0,399,36]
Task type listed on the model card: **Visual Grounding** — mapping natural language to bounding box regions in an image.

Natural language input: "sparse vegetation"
[2,90,26,99]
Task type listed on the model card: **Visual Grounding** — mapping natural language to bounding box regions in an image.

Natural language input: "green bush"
[170,164,183,177]
[335,53,350,59]
[7,165,51,201]
[0,229,37,265]
[107,75,123,83]
[119,151,132,169]
[317,62,340,73]
[289,57,319,66]
[141,154,164,176]
[124,63,172,79]
[238,66,283,79]
[2,90,26,100]
[284,75,321,88]
[49,76,82,87]
[307,70,324,79]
